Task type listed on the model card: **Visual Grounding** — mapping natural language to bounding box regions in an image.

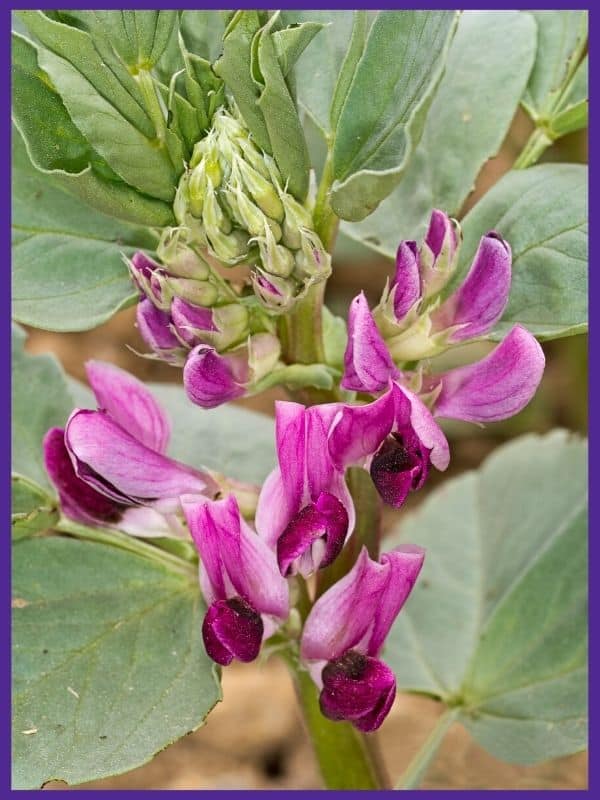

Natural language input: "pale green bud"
[174,172,190,225]
[156,228,211,280]
[212,304,250,350]
[256,225,295,278]
[280,191,312,249]
[385,311,450,363]
[206,226,250,264]
[165,276,219,307]
[294,229,331,279]
[237,137,273,180]
[203,183,232,235]
[251,268,296,312]
[188,162,207,218]
[248,332,281,382]
[226,184,281,241]
[235,156,284,221]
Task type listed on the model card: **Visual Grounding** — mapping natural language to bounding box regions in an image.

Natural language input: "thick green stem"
[313,150,339,251]
[396,707,459,789]
[55,518,197,581]
[316,467,382,598]
[513,126,553,169]
[289,659,385,789]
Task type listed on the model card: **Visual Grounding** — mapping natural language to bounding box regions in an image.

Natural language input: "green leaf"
[179,10,228,63]
[12,474,59,541]
[548,55,588,139]
[386,431,587,765]
[458,163,587,340]
[214,11,271,152]
[18,11,178,201]
[18,11,154,138]
[522,11,588,121]
[330,11,457,221]
[11,324,73,488]
[84,11,177,69]
[12,32,96,174]
[253,15,312,199]
[12,536,220,788]
[342,11,537,255]
[12,129,158,332]
[281,11,362,136]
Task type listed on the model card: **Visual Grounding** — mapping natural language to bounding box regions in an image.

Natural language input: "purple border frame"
[5,1,592,797]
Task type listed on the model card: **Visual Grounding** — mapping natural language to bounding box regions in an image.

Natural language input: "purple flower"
[426,324,546,422]
[184,344,247,408]
[255,401,355,577]
[329,382,450,508]
[300,545,424,731]
[136,299,185,364]
[183,333,281,409]
[430,231,512,342]
[128,251,170,310]
[182,495,289,665]
[45,361,218,535]
[341,292,398,393]
[420,208,460,299]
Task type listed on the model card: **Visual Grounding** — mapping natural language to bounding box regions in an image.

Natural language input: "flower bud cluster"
[174,106,331,312]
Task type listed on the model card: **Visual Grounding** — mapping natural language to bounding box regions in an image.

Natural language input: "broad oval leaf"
[385,431,587,765]
[83,11,177,69]
[11,324,73,489]
[12,130,155,332]
[12,536,220,789]
[330,10,457,221]
[342,11,537,255]
[12,474,59,541]
[522,11,588,120]
[458,163,588,340]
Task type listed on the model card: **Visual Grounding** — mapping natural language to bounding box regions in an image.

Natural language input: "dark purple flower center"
[319,650,397,733]
[202,597,264,666]
[276,492,348,577]
[369,432,431,508]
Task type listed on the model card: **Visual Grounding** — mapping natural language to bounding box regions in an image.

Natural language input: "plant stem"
[54,518,197,581]
[396,707,459,789]
[316,467,381,598]
[288,659,385,789]
[513,126,553,169]
[313,149,339,251]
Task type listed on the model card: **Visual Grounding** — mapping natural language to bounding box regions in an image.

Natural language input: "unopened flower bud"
[236,156,285,221]
[183,344,249,408]
[157,228,211,280]
[248,332,281,382]
[127,252,171,310]
[251,269,296,312]
[257,226,295,278]
[420,210,461,300]
[295,229,332,279]
[188,162,207,218]
[165,276,219,307]
[136,298,184,364]
[280,192,313,250]
[171,297,249,351]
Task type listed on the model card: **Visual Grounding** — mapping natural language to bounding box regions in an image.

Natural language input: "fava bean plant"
[11,9,588,790]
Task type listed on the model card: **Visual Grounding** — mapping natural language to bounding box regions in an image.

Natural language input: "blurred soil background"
[34,113,587,789]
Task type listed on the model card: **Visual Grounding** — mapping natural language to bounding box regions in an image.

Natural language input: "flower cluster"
[128,106,334,409]
[45,209,546,734]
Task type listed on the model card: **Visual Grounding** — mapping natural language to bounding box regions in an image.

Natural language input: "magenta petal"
[392,383,450,471]
[274,402,307,520]
[43,427,125,525]
[65,410,214,511]
[183,345,247,409]
[319,652,396,732]
[393,241,420,320]
[171,297,216,347]
[341,293,396,393]
[305,404,341,498]
[202,598,264,665]
[183,495,289,623]
[425,209,457,260]
[432,325,545,423]
[136,299,182,359]
[433,232,511,340]
[85,360,172,454]
[277,492,348,577]
[328,390,395,470]
[301,545,424,666]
